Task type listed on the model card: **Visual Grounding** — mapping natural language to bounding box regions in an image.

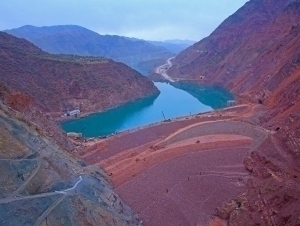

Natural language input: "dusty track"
[100,134,252,187]
[81,104,270,225]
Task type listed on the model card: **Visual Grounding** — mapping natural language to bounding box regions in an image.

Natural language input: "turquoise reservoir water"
[61,82,233,137]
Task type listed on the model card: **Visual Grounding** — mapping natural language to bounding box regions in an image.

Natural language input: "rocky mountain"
[169,0,300,124]
[0,32,159,118]
[169,0,299,109]
[148,39,195,54]
[0,82,141,225]
[5,25,173,75]
[166,0,300,224]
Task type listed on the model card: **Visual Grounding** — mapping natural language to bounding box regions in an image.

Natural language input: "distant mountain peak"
[4,25,173,75]
[163,39,196,45]
[147,39,196,54]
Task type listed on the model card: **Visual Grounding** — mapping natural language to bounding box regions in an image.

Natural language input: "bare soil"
[80,104,277,225]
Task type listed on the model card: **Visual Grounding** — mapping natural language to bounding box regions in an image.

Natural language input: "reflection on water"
[62,94,158,137]
[61,82,233,137]
[171,82,234,109]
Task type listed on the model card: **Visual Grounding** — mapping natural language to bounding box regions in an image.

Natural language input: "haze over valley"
[0,0,300,226]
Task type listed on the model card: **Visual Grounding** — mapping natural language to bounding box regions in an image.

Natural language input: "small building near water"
[227,100,236,107]
[67,109,80,117]
[67,132,82,138]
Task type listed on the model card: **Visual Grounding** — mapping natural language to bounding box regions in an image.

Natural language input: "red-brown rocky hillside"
[168,0,300,224]
[0,82,74,152]
[0,32,159,117]
[169,0,300,148]
[0,81,141,225]
[169,0,299,111]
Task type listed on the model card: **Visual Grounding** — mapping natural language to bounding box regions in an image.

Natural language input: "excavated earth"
[79,103,298,225]
[157,0,300,224]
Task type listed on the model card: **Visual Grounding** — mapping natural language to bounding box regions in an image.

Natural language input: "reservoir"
[61,82,233,137]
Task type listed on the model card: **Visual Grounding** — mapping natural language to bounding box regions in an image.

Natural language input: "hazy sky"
[0,0,248,41]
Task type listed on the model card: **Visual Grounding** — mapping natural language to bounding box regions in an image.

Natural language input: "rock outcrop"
[0,32,159,118]
[0,83,141,225]
[5,25,173,75]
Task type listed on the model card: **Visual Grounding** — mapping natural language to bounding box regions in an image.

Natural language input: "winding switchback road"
[0,176,83,204]
[155,57,175,82]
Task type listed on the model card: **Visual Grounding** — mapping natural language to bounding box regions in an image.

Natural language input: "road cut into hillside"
[79,104,270,226]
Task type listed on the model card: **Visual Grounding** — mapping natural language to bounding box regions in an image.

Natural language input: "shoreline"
[54,92,160,124]
[58,80,249,139]
[75,104,250,141]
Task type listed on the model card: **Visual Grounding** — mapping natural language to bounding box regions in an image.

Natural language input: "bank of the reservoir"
[61,82,233,137]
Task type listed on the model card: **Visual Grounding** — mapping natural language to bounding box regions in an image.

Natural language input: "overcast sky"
[0,0,248,41]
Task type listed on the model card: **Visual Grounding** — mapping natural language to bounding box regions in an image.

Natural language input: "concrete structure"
[227,100,236,107]
[67,109,80,116]
[67,132,83,138]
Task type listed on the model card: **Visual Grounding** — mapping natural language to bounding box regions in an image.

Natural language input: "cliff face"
[0,32,159,117]
[0,84,141,226]
[5,25,173,75]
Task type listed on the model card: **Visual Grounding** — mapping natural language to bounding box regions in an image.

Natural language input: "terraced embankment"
[81,104,276,225]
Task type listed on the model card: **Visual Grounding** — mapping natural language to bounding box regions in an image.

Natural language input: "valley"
[5,25,176,75]
[0,0,299,225]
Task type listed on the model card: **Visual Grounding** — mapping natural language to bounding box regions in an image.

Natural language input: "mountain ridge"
[0,31,159,118]
[168,0,300,115]
[147,40,195,54]
[5,25,173,75]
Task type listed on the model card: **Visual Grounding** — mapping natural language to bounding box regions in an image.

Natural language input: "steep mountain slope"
[5,25,173,75]
[0,82,74,152]
[0,32,159,117]
[0,83,141,225]
[166,0,300,225]
[169,0,300,121]
[169,0,293,80]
